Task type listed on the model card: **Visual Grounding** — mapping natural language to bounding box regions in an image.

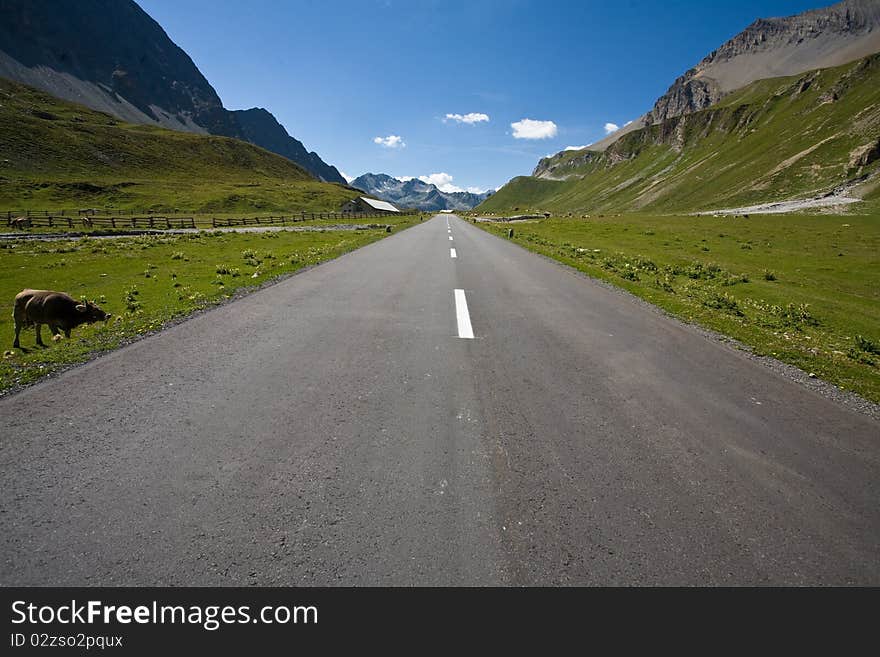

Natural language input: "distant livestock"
[10,217,31,230]
[13,289,110,349]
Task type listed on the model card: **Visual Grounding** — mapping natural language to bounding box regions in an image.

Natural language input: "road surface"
[1,215,878,585]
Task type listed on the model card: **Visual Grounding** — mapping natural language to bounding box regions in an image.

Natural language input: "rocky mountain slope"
[565,0,880,157]
[351,173,493,211]
[479,54,880,215]
[0,77,359,213]
[232,108,346,185]
[0,0,346,184]
[647,0,880,125]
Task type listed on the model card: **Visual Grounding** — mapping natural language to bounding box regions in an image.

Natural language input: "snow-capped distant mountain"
[350,173,493,211]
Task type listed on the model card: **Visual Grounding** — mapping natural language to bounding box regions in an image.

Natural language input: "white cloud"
[604,122,620,134]
[564,145,587,151]
[511,118,558,140]
[418,172,462,193]
[403,173,491,195]
[340,171,355,183]
[373,135,405,149]
[445,112,490,125]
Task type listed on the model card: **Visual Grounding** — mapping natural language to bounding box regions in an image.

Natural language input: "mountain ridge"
[481,53,880,215]
[564,0,880,160]
[0,76,360,213]
[350,173,493,211]
[647,0,880,125]
[0,0,346,184]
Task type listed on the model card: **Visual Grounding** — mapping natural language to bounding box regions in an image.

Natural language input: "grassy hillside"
[0,77,359,213]
[481,54,880,215]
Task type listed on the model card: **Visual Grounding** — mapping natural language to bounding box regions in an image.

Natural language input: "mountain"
[0,77,359,213]
[0,0,346,184]
[231,108,345,185]
[350,173,493,211]
[478,53,880,215]
[483,0,880,215]
[570,0,880,155]
[647,0,880,125]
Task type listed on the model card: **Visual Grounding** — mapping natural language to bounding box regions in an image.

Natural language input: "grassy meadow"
[477,213,880,402]
[0,217,418,393]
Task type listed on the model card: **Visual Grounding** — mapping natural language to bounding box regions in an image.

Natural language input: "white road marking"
[450,248,457,258]
[454,289,474,339]
[449,235,453,241]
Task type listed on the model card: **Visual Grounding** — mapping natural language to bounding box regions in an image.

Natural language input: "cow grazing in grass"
[13,289,110,349]
[11,217,31,230]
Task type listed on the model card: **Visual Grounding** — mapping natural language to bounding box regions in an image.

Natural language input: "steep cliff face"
[646,0,880,124]
[0,0,346,183]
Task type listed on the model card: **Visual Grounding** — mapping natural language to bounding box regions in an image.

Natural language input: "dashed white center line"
[454,289,474,339]
[449,235,453,241]
[450,248,457,258]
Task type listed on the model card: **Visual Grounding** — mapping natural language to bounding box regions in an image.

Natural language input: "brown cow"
[11,217,31,230]
[13,289,110,348]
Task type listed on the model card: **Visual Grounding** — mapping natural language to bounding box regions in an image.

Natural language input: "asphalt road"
[1,215,878,585]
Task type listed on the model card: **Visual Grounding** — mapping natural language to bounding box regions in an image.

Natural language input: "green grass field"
[0,77,361,213]
[477,213,880,402]
[0,217,419,394]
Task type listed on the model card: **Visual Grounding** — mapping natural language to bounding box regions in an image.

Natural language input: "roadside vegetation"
[0,218,418,393]
[477,213,880,402]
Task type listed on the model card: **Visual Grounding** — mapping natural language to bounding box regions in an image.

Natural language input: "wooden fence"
[3,210,399,231]
[4,208,195,218]
[210,211,392,227]
[5,215,196,230]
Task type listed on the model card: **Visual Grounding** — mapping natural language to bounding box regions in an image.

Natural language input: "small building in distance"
[341,196,400,214]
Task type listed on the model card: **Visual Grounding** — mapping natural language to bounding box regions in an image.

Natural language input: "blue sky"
[138,0,828,192]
